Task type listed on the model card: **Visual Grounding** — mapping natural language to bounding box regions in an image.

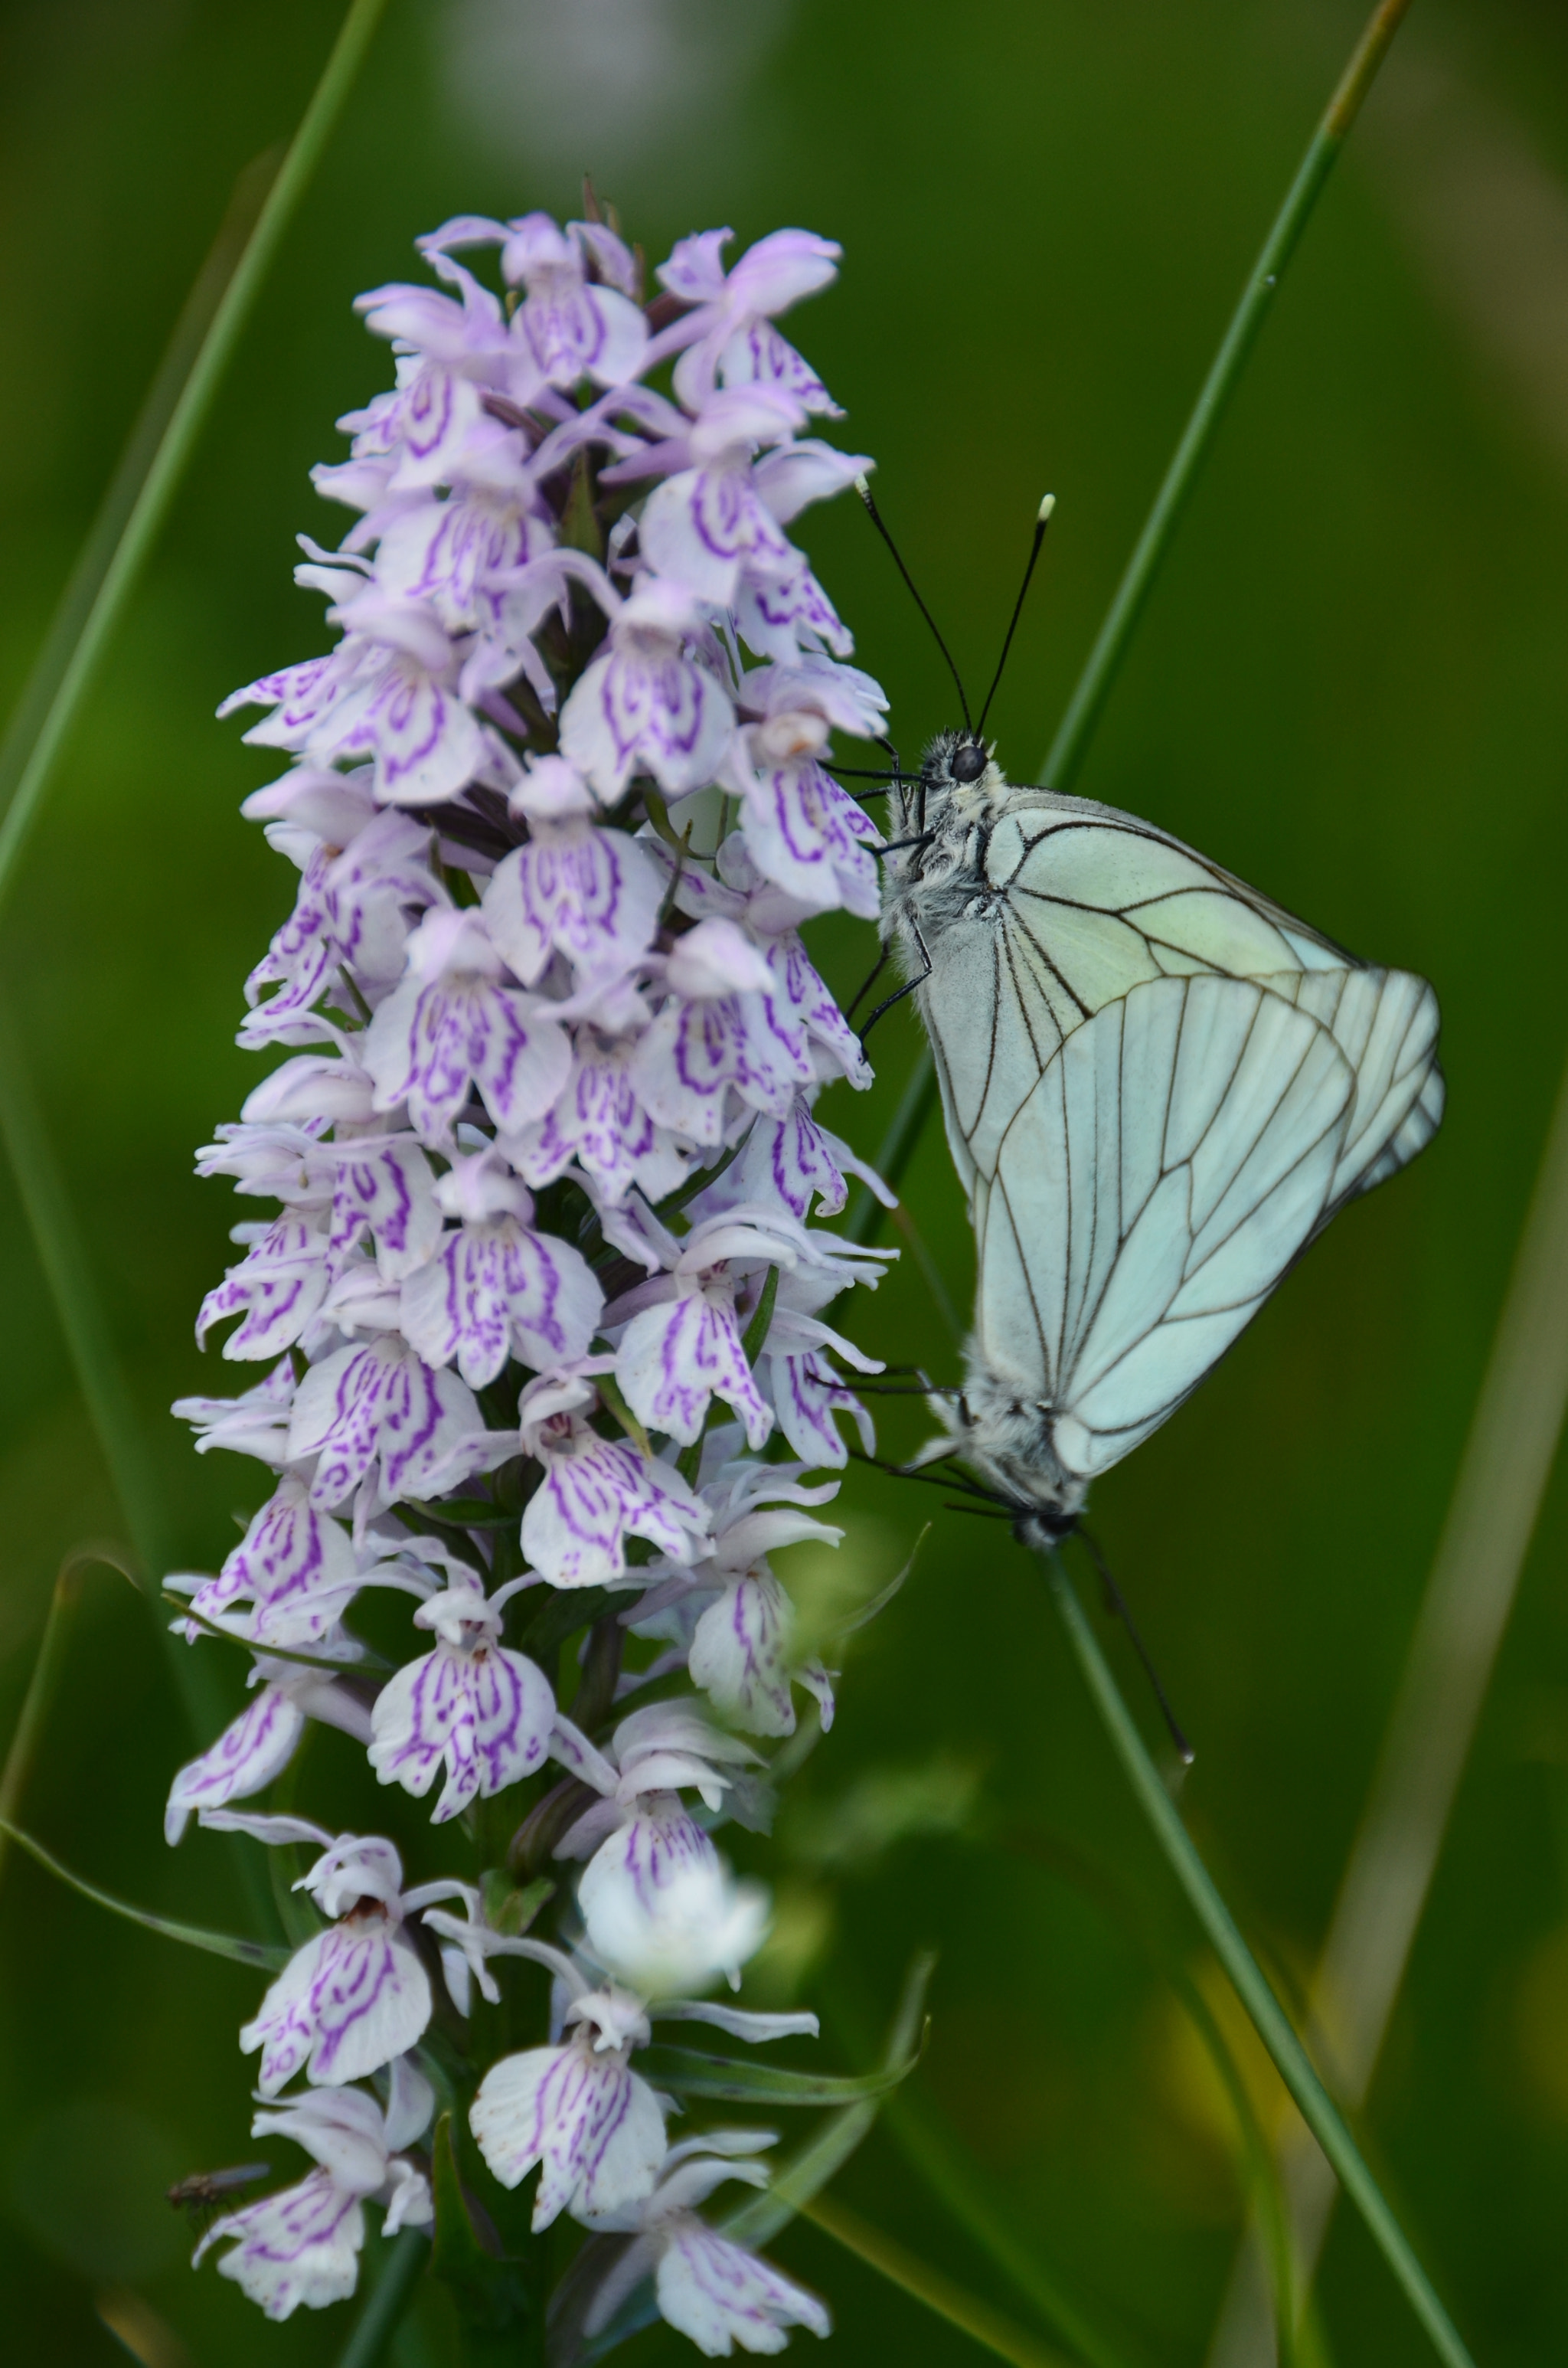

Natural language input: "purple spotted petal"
[328,1139,443,1280]
[471,2036,667,2228]
[369,1639,554,1821]
[286,1335,485,1510]
[363,970,571,1146]
[522,1415,709,1589]
[400,1215,603,1388]
[165,1686,306,1843]
[197,2169,364,2320]
[483,822,664,987]
[180,1478,360,1647]
[505,1036,688,1205]
[739,757,880,920]
[241,1915,432,2093]
[197,1212,334,1359]
[688,1571,795,1736]
[616,1284,772,1450]
[655,2217,831,2353]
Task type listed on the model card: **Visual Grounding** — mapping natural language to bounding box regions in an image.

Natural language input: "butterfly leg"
[858,918,933,1048]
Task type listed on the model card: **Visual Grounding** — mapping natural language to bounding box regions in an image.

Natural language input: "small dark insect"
[167,2162,270,2228]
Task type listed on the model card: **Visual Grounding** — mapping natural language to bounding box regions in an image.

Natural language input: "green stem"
[1044,1557,1473,2368]
[0,1545,137,1892]
[0,0,390,912]
[1039,0,1413,790]
[845,1052,939,1245]
[334,2227,431,2368]
[802,2192,1075,2368]
[0,1010,168,1571]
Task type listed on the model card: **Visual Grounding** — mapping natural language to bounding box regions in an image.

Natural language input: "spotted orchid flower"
[398,1147,603,1388]
[518,1368,710,1589]
[164,1648,373,1843]
[578,2137,831,2356]
[368,1564,555,1821]
[480,754,666,993]
[558,576,737,802]
[203,1820,478,2093]
[362,907,572,1145]
[655,226,845,417]
[194,2062,434,2319]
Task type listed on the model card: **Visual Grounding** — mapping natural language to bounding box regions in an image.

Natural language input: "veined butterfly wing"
[965,973,1357,1497]
[910,778,1442,1209]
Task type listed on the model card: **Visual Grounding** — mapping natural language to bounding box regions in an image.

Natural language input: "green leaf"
[403,1496,518,1529]
[739,1260,780,1367]
[161,1594,391,1674]
[428,2111,534,2347]
[518,1585,620,1663]
[724,1948,933,2249]
[580,1955,933,2361]
[0,1820,289,1967]
[634,2038,920,2108]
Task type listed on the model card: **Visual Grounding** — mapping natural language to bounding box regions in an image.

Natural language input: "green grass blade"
[1044,1558,1474,2368]
[334,2227,433,2368]
[0,0,390,914]
[1213,1019,1568,2360]
[802,2190,1077,2368]
[851,3,1415,1218]
[1038,0,1413,791]
[0,1545,139,1894]
[633,2043,916,2108]
[0,1817,289,1967]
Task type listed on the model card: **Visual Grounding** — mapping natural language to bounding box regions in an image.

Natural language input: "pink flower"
[559,577,736,801]
[363,908,572,1146]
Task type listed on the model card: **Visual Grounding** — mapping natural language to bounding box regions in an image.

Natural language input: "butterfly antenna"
[854,476,972,732]
[1078,1527,1194,1767]
[976,494,1055,738]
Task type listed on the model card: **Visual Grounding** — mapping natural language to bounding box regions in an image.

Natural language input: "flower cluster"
[169,201,898,2353]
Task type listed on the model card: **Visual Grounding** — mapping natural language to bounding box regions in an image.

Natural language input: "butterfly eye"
[951,741,986,784]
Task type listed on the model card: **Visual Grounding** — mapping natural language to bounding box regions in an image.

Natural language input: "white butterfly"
[878,731,1443,1544]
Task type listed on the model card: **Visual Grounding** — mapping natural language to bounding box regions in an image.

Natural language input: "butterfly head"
[892,730,1009,838]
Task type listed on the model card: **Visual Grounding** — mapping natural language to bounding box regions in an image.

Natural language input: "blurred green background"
[3,0,1568,2361]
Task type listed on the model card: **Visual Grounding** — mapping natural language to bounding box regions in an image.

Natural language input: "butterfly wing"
[972,974,1356,1486]
[918,789,1441,1208]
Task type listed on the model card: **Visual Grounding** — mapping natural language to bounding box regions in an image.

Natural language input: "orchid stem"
[335,2227,431,2368]
[1044,1555,1474,2368]
[1038,0,1413,791]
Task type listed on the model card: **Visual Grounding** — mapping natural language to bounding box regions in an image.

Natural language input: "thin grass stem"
[855,3,1415,1213]
[801,2192,1076,2368]
[0,1544,138,1894]
[1210,1043,1568,2364]
[1044,1555,1474,2368]
[0,0,390,912]
[1038,0,1413,791]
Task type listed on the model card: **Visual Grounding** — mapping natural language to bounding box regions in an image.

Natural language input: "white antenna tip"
[1038,493,1057,521]
[853,472,872,499]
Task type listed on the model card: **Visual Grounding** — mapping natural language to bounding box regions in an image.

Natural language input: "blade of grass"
[848,0,1415,1228]
[826,1964,1144,2368]
[1044,1556,1473,2368]
[0,0,390,911]
[1039,0,1413,791]
[0,1818,289,1967]
[801,2192,1076,2368]
[0,1543,139,1893]
[1210,1045,1568,2366]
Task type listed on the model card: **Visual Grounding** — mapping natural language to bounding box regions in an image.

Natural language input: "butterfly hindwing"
[975,975,1355,1483]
